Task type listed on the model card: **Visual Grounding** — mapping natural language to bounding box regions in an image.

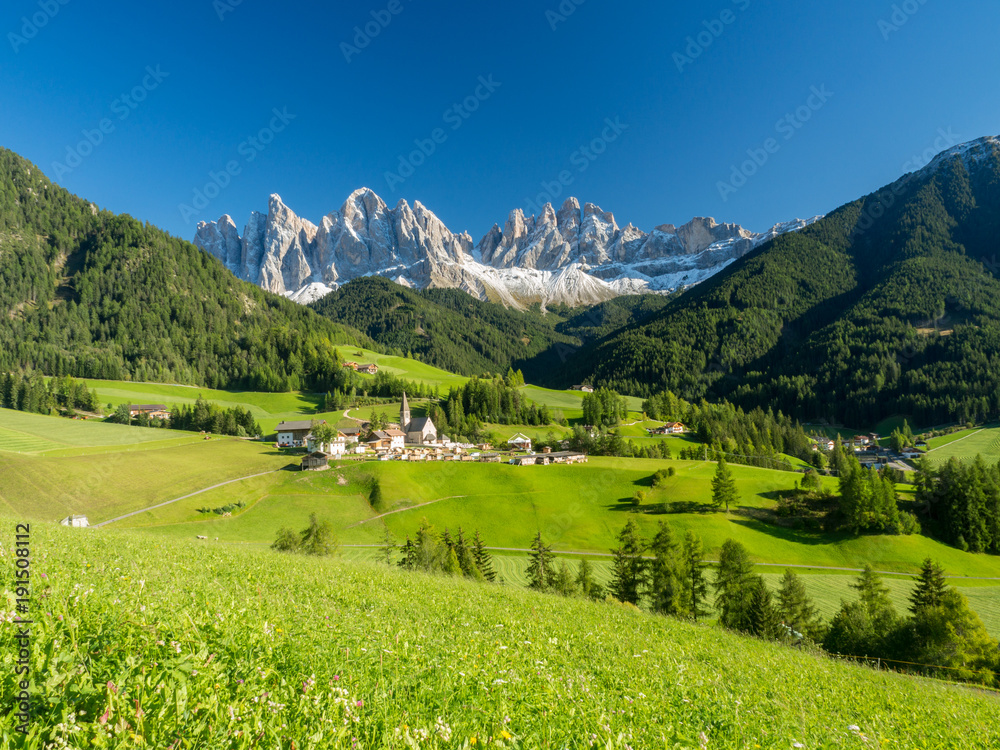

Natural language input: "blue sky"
[2,0,998,243]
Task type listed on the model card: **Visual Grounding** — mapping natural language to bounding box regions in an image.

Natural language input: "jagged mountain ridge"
[194,191,820,308]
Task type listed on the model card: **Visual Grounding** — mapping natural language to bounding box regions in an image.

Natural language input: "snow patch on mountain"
[194,191,820,309]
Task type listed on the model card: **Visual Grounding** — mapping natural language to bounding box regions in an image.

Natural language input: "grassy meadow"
[3,521,999,749]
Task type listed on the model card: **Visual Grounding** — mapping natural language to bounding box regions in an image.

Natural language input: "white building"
[60,515,89,528]
[306,432,347,456]
[276,420,319,448]
[507,433,532,451]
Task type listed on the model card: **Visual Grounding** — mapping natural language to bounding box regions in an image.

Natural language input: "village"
[281,392,588,471]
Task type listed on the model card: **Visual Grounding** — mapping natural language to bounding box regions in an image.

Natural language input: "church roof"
[408,417,435,431]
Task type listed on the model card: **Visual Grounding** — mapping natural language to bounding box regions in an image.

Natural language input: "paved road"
[91,470,282,528]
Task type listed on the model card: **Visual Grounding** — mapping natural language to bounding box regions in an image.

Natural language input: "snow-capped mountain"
[194,190,820,308]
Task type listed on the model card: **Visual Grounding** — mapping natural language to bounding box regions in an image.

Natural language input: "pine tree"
[609,520,646,605]
[680,530,709,621]
[397,536,418,570]
[747,577,782,639]
[299,514,336,557]
[711,458,738,512]
[851,564,899,633]
[647,521,681,616]
[777,569,824,641]
[575,558,603,600]
[379,527,396,566]
[472,530,497,582]
[552,561,578,597]
[526,532,556,591]
[714,539,756,632]
[271,527,300,553]
[454,527,476,578]
[909,558,948,613]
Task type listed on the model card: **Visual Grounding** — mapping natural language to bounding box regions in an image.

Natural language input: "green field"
[4,521,998,749]
[0,437,293,523]
[0,408,202,455]
[926,425,1000,465]
[110,456,1000,579]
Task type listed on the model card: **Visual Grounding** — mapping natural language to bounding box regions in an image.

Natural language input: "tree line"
[1,372,100,415]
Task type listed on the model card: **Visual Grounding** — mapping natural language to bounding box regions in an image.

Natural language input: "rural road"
[345,495,468,528]
[92,470,282,528]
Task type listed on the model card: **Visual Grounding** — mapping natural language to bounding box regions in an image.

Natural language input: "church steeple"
[400,391,411,430]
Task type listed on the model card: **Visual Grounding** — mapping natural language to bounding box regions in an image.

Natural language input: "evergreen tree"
[711,458,738,512]
[454,527,477,578]
[379,527,396,566]
[777,569,824,641]
[552,561,578,597]
[472,530,497,582]
[575,558,603,600]
[747,577,782,639]
[679,530,709,620]
[909,558,948,613]
[271,527,300,553]
[852,564,898,630]
[714,539,757,632]
[647,521,681,616]
[526,532,556,591]
[299,514,336,557]
[609,520,646,605]
[398,536,418,570]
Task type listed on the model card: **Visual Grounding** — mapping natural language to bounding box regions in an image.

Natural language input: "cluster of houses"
[342,361,379,375]
[284,394,587,471]
[810,433,929,469]
[647,422,687,435]
[128,404,171,420]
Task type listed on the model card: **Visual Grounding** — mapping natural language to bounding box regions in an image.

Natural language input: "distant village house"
[128,404,170,420]
[60,514,89,528]
[276,420,324,448]
[507,433,532,451]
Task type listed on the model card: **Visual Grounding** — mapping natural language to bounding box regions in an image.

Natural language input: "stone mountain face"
[194,190,819,308]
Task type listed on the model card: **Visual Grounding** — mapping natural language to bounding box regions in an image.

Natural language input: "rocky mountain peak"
[195,189,819,308]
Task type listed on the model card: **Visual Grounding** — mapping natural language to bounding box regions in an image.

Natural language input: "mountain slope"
[309,276,583,379]
[555,136,1000,426]
[194,190,819,308]
[0,148,370,390]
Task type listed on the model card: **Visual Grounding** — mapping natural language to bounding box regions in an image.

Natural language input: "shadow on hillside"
[728,516,841,547]
[606,500,717,515]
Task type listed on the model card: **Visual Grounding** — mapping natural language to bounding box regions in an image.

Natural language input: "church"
[400,392,437,445]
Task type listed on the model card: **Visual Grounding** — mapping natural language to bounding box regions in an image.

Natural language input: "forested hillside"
[557,142,1000,426]
[0,149,370,391]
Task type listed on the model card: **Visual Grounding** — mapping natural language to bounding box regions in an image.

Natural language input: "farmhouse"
[400,392,437,444]
[301,452,330,471]
[903,447,927,459]
[128,404,170,420]
[306,431,347,456]
[357,363,379,375]
[60,514,89,528]
[570,385,595,393]
[507,433,532,451]
[276,420,323,448]
[342,361,359,370]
